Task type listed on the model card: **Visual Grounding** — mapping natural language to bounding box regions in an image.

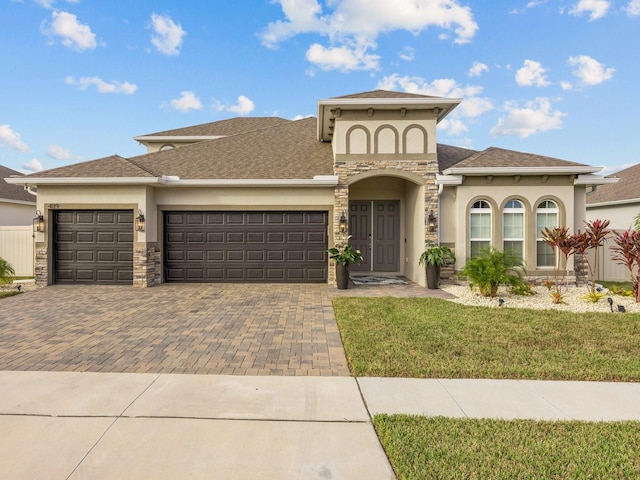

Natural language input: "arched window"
[536,199,559,267]
[503,199,525,261]
[470,200,491,258]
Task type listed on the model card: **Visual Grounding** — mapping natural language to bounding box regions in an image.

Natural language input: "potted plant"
[328,238,363,289]
[419,244,455,289]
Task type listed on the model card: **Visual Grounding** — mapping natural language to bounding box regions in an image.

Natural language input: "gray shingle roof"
[437,144,477,172]
[25,155,155,178]
[444,146,589,170]
[0,165,37,202]
[130,117,333,179]
[587,163,640,204]
[139,117,290,137]
[331,89,441,100]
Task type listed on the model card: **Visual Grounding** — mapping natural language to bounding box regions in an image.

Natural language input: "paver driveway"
[0,284,349,376]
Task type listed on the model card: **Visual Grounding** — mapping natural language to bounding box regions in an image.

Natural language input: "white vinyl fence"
[589,233,636,283]
[0,226,34,277]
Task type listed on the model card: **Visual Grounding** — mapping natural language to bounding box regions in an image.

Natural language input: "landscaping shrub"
[461,248,526,297]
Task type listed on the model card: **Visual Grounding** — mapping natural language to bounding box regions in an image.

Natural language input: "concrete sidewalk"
[1,372,640,479]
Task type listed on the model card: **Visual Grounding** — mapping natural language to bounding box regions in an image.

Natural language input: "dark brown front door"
[53,210,134,284]
[349,201,400,272]
[164,211,328,283]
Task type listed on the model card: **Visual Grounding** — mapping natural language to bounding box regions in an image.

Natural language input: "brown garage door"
[164,211,328,283]
[54,210,134,284]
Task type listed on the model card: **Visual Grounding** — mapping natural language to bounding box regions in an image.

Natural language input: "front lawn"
[333,297,640,381]
[374,415,640,480]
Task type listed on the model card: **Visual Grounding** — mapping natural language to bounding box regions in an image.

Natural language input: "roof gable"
[129,116,332,180]
[24,155,155,179]
[331,89,441,100]
[443,147,592,172]
[138,117,290,138]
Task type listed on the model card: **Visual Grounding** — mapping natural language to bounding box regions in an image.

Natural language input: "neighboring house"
[586,163,640,281]
[0,165,37,277]
[0,164,36,226]
[5,90,612,287]
[586,163,640,231]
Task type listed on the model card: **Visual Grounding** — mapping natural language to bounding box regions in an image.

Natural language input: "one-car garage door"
[54,210,134,284]
[164,211,328,283]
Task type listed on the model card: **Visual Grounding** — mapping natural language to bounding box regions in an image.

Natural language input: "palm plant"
[0,257,15,284]
[461,247,526,297]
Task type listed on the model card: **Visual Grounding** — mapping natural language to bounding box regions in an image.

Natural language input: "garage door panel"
[54,210,133,285]
[164,211,327,283]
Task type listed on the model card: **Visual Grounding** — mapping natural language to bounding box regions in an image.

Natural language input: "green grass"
[333,297,640,381]
[374,415,640,480]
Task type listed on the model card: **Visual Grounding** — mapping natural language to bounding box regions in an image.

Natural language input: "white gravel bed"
[441,283,640,314]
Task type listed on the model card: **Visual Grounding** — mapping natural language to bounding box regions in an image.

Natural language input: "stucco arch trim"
[345,125,371,154]
[373,124,399,154]
[345,169,426,186]
[402,124,428,154]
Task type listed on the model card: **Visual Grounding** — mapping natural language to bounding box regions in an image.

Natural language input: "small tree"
[610,230,640,303]
[541,226,575,302]
[0,257,15,284]
[571,219,610,297]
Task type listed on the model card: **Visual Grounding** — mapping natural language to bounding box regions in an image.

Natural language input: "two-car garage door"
[164,211,328,283]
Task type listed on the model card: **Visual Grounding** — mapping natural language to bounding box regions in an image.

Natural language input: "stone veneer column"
[133,243,157,288]
[34,244,48,287]
[332,158,440,286]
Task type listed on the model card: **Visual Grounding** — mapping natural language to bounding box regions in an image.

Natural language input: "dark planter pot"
[426,265,441,289]
[336,263,350,289]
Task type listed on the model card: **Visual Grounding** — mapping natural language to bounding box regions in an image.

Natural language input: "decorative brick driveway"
[0,284,350,376]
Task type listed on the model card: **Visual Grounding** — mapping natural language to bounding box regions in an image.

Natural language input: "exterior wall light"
[34,210,45,233]
[428,210,437,232]
[136,209,146,232]
[339,211,348,234]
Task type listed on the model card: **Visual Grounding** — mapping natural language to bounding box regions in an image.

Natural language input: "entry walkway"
[1,371,639,479]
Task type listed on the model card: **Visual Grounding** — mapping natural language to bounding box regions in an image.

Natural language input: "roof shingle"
[587,163,640,204]
[0,165,37,202]
[444,146,589,170]
[139,117,290,138]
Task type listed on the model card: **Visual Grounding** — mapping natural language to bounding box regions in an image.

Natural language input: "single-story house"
[586,163,640,231]
[6,90,613,287]
[0,164,36,226]
[586,163,640,281]
[0,164,37,277]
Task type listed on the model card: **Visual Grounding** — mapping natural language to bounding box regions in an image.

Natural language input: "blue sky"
[1,0,638,176]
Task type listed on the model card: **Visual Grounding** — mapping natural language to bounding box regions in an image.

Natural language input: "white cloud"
[42,10,97,51]
[34,0,80,7]
[569,0,610,20]
[561,81,573,90]
[306,43,380,71]
[150,13,186,56]
[490,97,565,138]
[377,74,493,136]
[468,61,488,77]
[168,91,202,112]
[568,55,614,86]
[227,95,255,115]
[438,118,468,135]
[399,46,415,62]
[260,0,478,72]
[0,124,30,152]
[23,159,43,172]
[65,76,137,94]
[46,144,78,160]
[625,0,640,15]
[515,59,550,87]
